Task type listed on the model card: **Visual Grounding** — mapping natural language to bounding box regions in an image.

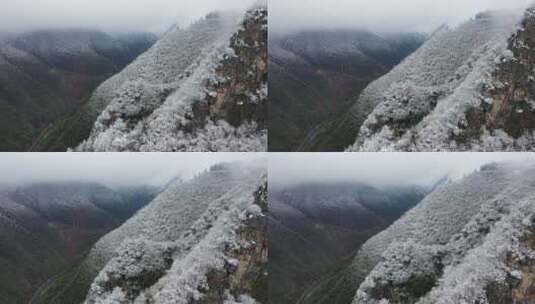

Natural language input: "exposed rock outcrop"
[455,7,535,150]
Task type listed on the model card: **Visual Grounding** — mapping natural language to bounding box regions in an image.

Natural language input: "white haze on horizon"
[0,0,255,34]
[0,153,265,188]
[270,0,533,35]
[269,153,535,189]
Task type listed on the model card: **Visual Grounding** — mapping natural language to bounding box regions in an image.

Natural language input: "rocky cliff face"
[346,7,535,151]
[76,4,267,152]
[454,7,535,150]
[201,182,267,304]
[192,6,267,134]
[350,162,535,304]
[78,162,267,303]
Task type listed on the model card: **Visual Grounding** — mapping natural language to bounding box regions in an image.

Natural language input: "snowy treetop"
[84,161,266,303]
[353,161,535,303]
[77,5,267,152]
[346,9,526,152]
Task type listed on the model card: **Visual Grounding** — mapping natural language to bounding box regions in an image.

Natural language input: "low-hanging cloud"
[269,153,535,188]
[0,153,264,187]
[270,0,533,34]
[1,0,254,34]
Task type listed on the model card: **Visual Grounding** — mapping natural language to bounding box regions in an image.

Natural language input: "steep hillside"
[0,182,157,304]
[269,183,428,304]
[269,30,425,151]
[0,29,156,151]
[37,162,267,304]
[349,162,535,303]
[76,4,267,152]
[346,7,535,151]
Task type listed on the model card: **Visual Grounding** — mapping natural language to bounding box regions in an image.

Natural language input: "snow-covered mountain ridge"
[350,161,535,303]
[76,4,267,152]
[81,161,267,303]
[347,6,535,151]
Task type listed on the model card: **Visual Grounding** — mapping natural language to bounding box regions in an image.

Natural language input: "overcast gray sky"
[269,153,535,188]
[271,0,532,34]
[3,153,533,189]
[1,0,254,34]
[0,153,264,187]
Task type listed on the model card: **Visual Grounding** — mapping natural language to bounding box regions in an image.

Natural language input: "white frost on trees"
[76,6,266,152]
[352,161,535,303]
[346,10,525,152]
[224,293,257,304]
[84,161,267,303]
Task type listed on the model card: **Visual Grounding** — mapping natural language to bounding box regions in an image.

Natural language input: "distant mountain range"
[269,30,425,151]
[0,182,158,303]
[0,29,157,151]
[269,182,429,304]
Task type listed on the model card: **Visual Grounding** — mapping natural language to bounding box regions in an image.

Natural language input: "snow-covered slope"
[77,4,267,152]
[346,7,535,151]
[350,161,535,303]
[82,161,267,303]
